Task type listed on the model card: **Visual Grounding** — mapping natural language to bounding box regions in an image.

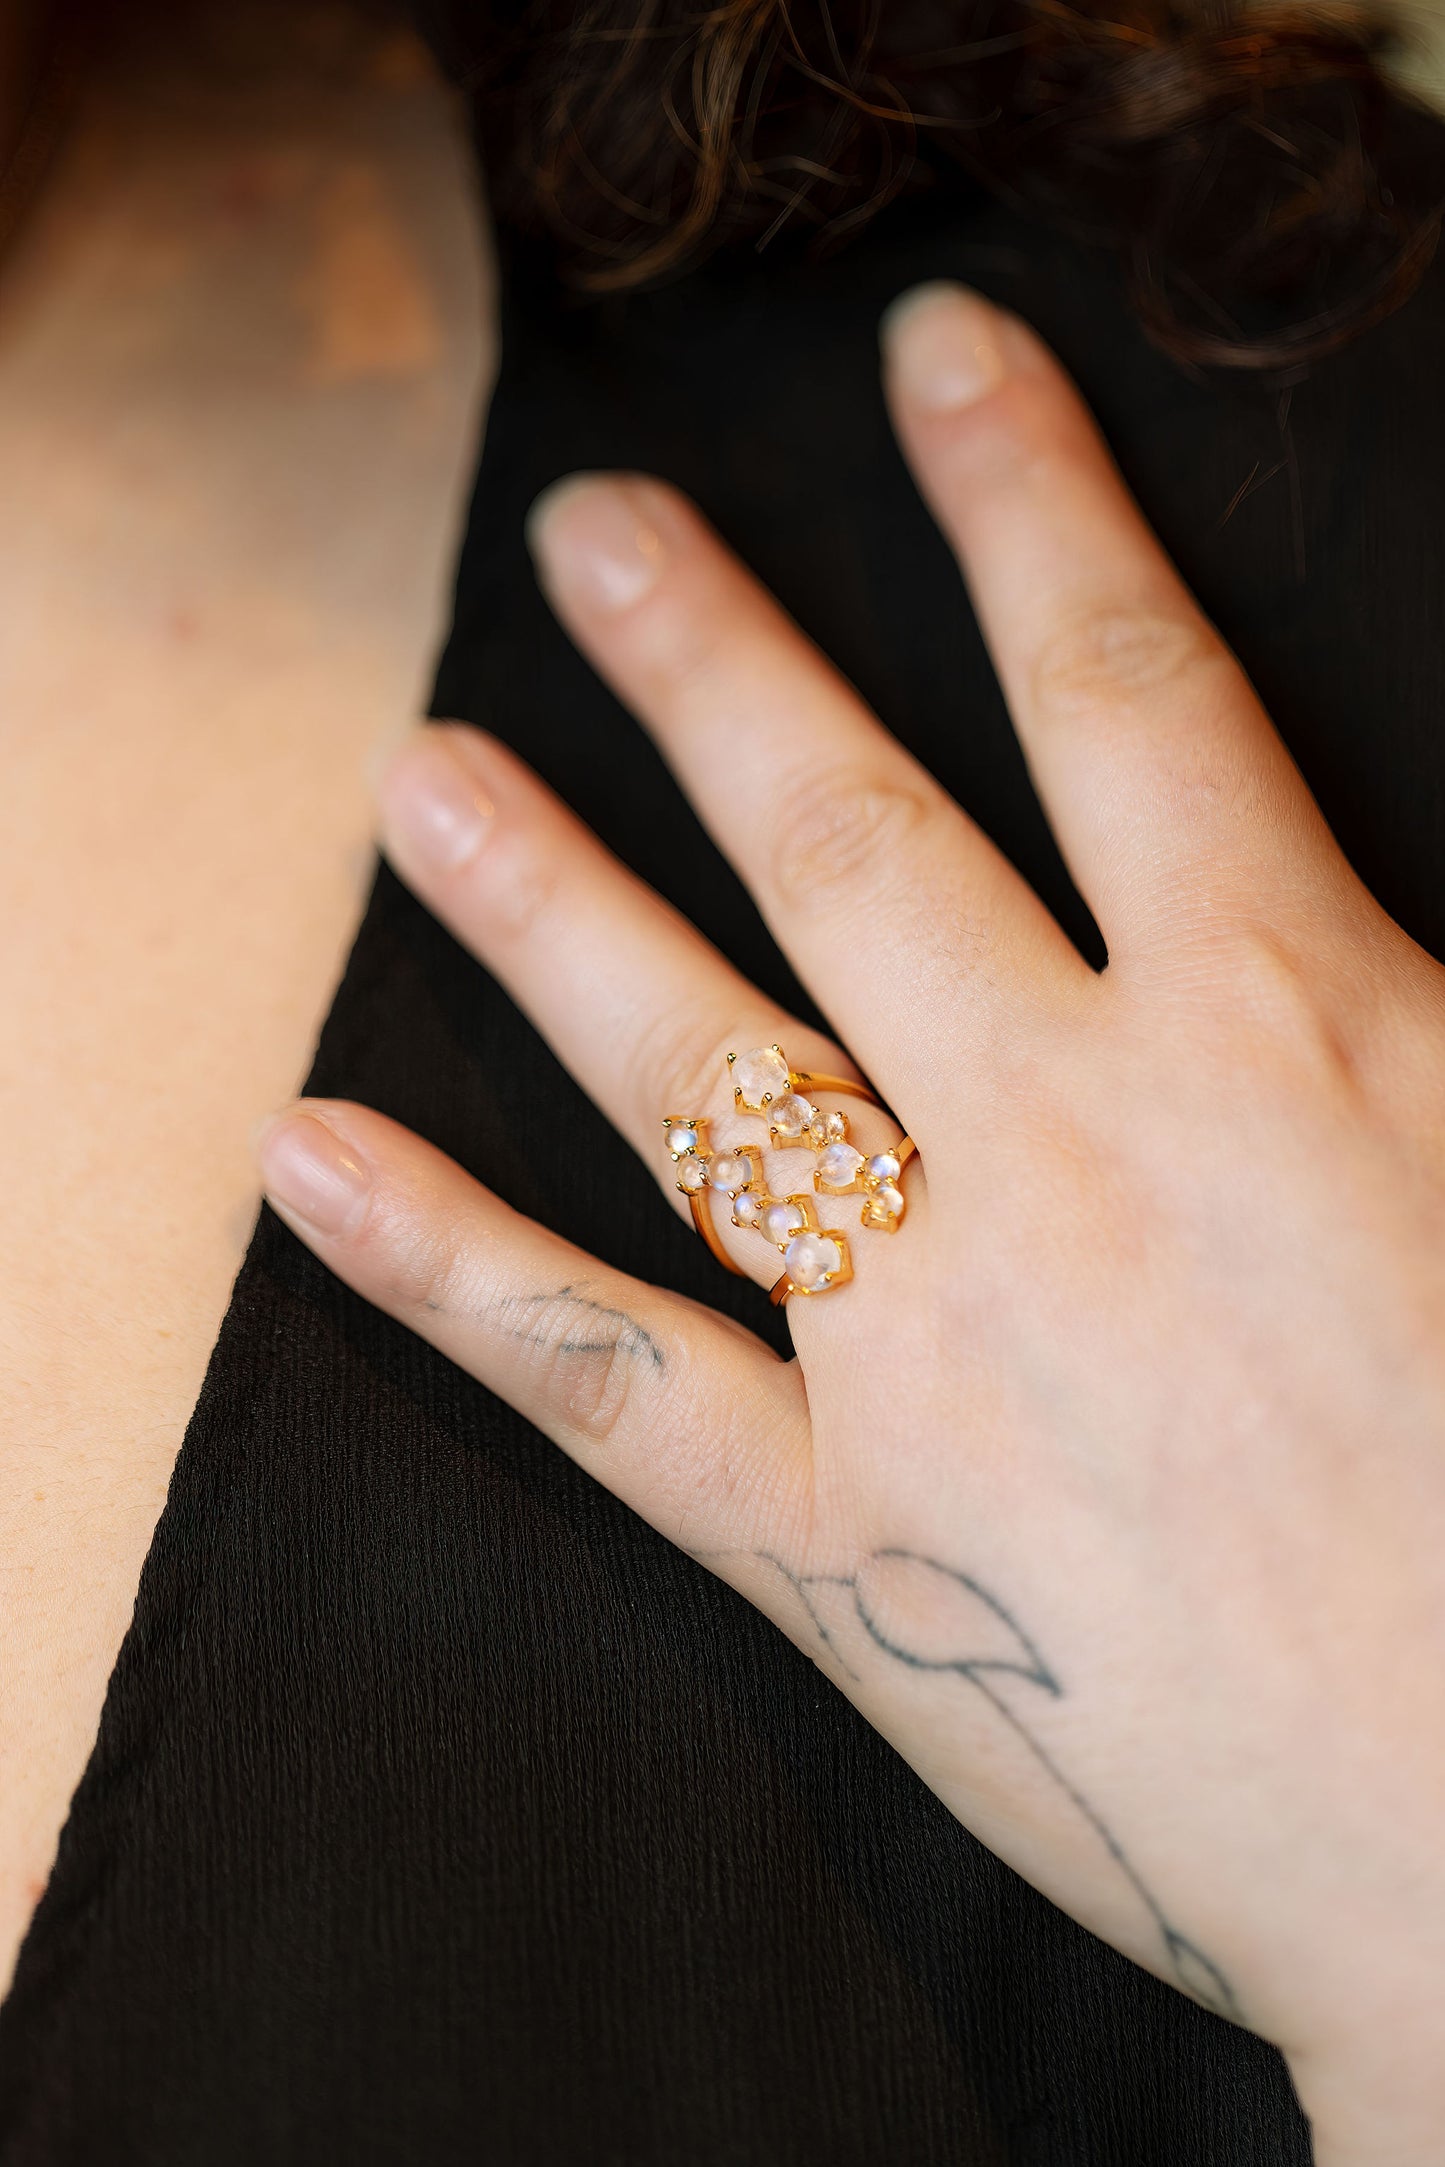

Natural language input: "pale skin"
[0,22,489,1989]
[255,282,1445,2162]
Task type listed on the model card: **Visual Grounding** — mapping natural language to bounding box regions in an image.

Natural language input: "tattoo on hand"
[504,1283,666,1368]
[469,1290,1235,2021]
[733,1545,1242,2023]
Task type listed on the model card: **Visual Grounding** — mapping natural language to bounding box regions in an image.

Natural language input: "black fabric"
[3,87,1444,2166]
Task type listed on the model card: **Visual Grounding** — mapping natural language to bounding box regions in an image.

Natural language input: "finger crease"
[498,1282,667,1371]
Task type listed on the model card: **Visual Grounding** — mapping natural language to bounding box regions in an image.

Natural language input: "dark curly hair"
[466,0,1443,366]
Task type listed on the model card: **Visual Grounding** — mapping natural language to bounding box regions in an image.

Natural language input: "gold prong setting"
[662,1112,714,1197]
[814,1141,909,1233]
[772,1194,853,1295]
[666,1046,915,1297]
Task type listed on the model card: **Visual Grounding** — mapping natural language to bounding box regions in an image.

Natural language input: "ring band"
[664,1045,915,1299]
[692,1193,746,1274]
[790,1070,887,1105]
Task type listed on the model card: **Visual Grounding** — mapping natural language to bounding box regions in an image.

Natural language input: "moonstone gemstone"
[824,1111,849,1142]
[875,1181,905,1218]
[732,1045,789,1107]
[678,1155,709,1192]
[867,1152,901,1182]
[709,1151,754,1192]
[785,1231,842,1291]
[817,1142,864,1189]
[761,1200,804,1244]
[769,1092,814,1139]
[732,1193,762,1226]
[667,1126,698,1157]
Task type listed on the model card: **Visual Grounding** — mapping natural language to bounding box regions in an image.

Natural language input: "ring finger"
[377,722,920,1298]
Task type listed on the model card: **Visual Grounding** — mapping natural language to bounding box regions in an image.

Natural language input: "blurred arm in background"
[0,0,492,1990]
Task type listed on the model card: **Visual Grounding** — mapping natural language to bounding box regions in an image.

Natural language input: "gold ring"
[664,1044,915,1299]
[769,1137,917,1305]
[661,1113,753,1277]
[726,1044,894,1134]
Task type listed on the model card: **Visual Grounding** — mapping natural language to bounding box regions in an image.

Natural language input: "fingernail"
[256,1107,371,1237]
[526,474,668,612]
[379,725,495,872]
[880,282,1008,411]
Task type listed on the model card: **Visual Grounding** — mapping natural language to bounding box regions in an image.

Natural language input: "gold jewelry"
[664,1045,915,1299]
[771,1137,916,1305]
[725,1043,890,1141]
[813,1133,917,1231]
[661,1113,754,1277]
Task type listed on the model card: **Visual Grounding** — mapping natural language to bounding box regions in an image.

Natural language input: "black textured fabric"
[3,86,1444,2165]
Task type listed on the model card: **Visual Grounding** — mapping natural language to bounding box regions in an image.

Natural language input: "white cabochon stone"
[678,1155,709,1192]
[667,1126,698,1157]
[817,1142,864,1188]
[761,1200,804,1244]
[785,1231,842,1291]
[709,1152,754,1191]
[769,1092,814,1139]
[733,1046,789,1107]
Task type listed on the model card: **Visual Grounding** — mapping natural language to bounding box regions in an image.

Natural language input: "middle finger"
[527,473,1087,1116]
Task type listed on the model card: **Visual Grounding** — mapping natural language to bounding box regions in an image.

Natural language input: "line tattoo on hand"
[745,1546,1241,2022]
[500,1283,666,1369]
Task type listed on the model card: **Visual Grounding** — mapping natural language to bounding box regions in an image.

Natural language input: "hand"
[256,282,1445,2161]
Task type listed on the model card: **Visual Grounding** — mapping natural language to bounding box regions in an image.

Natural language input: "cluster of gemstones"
[662,1045,908,1295]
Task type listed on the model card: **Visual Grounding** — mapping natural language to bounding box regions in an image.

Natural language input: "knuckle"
[1225,924,1351,1063]
[1163,921,1366,1102]
[550,1331,636,1446]
[516,1281,665,1449]
[1031,606,1228,732]
[767,765,931,912]
[371,1202,472,1317]
[629,997,737,1129]
[468,823,561,942]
